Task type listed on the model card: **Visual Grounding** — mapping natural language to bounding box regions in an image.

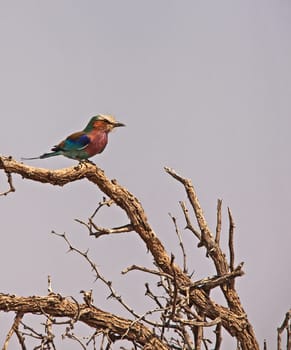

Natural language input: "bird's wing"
[53,131,91,152]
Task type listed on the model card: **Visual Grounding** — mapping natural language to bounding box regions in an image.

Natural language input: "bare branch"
[0,157,260,350]
[264,339,267,350]
[214,323,222,350]
[228,207,236,273]
[47,275,53,294]
[51,231,143,321]
[89,221,134,237]
[91,197,115,219]
[277,310,291,350]
[169,213,188,273]
[203,337,211,350]
[179,201,201,240]
[169,255,178,322]
[14,327,26,350]
[2,312,24,350]
[215,199,222,244]
[122,265,173,280]
[165,167,213,247]
[20,321,43,339]
[0,293,170,350]
[191,266,244,292]
[0,167,15,196]
[165,166,258,348]
[179,327,195,350]
[194,323,203,350]
[144,283,163,309]
[63,327,87,350]
[52,231,169,330]
[80,290,94,307]
[75,218,133,238]
[174,316,221,327]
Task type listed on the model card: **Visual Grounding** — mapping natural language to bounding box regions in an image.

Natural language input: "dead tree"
[0,155,260,349]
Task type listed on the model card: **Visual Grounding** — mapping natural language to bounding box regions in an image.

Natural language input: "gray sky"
[0,1,290,348]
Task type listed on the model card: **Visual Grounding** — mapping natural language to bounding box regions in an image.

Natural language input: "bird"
[22,114,125,161]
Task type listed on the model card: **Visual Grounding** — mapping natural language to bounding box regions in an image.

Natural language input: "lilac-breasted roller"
[22,114,125,161]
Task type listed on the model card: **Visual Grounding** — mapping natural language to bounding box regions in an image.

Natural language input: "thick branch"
[0,293,169,350]
[0,157,259,350]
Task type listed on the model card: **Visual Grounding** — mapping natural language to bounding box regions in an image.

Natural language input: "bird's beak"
[114,121,125,127]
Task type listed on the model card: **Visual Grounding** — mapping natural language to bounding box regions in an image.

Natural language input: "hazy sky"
[0,1,290,349]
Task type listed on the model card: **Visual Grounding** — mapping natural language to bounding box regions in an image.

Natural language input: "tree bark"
[0,293,170,350]
[0,156,260,349]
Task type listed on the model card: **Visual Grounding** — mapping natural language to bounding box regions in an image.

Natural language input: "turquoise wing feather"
[53,132,90,152]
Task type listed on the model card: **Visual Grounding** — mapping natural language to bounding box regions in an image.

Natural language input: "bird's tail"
[21,151,61,161]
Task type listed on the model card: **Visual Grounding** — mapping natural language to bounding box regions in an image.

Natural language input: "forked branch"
[0,156,260,350]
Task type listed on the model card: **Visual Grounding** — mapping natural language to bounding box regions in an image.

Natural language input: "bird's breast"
[86,131,108,156]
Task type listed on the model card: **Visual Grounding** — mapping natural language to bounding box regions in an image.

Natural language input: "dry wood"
[0,156,261,349]
[277,310,291,350]
[0,293,169,350]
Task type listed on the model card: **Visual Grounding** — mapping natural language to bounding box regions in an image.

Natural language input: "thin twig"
[169,213,188,273]
[51,231,163,328]
[227,207,235,275]
[202,337,211,350]
[0,170,15,196]
[122,264,173,280]
[169,254,178,321]
[48,275,53,293]
[214,323,222,350]
[144,283,164,309]
[20,321,43,338]
[122,306,171,339]
[76,196,133,238]
[52,231,136,315]
[179,201,201,240]
[75,218,133,238]
[64,327,87,350]
[89,221,134,237]
[91,197,115,219]
[174,316,221,327]
[14,328,26,350]
[190,266,244,292]
[215,199,222,244]
[86,329,99,348]
[165,168,211,246]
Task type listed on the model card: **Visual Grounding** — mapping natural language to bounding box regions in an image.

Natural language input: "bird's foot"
[84,159,95,165]
[74,159,95,170]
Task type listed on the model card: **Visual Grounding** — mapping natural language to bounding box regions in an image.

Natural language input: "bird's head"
[84,114,125,133]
